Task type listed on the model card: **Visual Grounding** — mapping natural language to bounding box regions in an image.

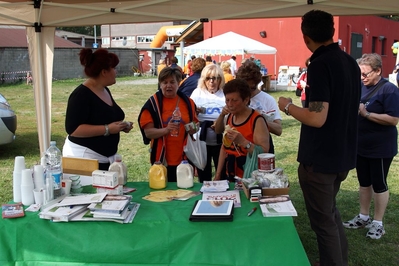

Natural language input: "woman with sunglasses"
[138,67,198,182]
[343,53,399,239]
[190,64,226,182]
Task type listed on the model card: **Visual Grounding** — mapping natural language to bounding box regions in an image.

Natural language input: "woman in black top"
[63,48,133,170]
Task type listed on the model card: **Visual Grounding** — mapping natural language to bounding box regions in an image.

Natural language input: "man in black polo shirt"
[278,10,361,266]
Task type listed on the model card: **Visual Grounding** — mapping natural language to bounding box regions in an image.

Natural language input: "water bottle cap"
[115,154,122,162]
[181,160,188,164]
[50,141,56,146]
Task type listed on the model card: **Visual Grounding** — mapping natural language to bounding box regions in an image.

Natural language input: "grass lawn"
[1,77,398,265]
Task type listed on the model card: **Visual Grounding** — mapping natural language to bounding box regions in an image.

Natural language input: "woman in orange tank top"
[213,79,270,181]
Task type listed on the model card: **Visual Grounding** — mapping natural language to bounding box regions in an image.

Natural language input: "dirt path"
[118,78,158,85]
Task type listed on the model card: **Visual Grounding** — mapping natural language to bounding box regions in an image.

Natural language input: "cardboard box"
[92,170,118,188]
[242,182,289,200]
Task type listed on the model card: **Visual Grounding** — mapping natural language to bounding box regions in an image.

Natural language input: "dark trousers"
[197,144,221,183]
[99,162,110,171]
[167,165,177,183]
[298,163,348,266]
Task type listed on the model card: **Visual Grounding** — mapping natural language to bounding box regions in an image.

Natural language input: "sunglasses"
[205,76,221,81]
[361,70,374,79]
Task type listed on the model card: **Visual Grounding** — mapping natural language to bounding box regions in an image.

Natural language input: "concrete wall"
[0,47,139,83]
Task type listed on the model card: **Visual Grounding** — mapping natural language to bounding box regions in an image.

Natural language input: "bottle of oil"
[148,161,167,189]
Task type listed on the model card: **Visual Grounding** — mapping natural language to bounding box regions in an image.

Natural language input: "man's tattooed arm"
[309,102,325,113]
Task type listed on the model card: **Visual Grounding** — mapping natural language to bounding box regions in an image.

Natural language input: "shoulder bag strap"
[361,79,387,104]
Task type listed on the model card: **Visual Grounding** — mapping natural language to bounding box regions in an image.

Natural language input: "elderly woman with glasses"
[343,53,399,240]
[190,64,226,182]
[138,67,198,182]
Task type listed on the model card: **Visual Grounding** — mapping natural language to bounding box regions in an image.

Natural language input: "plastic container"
[44,141,63,198]
[108,154,127,185]
[170,106,181,137]
[176,160,194,188]
[258,153,275,172]
[149,161,167,189]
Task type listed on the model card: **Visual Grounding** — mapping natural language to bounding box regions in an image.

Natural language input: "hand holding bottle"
[170,107,181,137]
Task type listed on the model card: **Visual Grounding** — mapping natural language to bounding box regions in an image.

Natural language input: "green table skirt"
[0,182,310,266]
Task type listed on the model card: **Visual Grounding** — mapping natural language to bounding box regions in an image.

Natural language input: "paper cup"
[33,188,44,205]
[61,179,72,195]
[21,185,35,206]
[33,165,45,189]
[13,171,22,203]
[21,169,34,187]
[13,156,26,173]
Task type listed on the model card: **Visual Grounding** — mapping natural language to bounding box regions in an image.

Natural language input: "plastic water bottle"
[170,106,181,137]
[108,154,127,185]
[176,160,194,188]
[45,141,63,198]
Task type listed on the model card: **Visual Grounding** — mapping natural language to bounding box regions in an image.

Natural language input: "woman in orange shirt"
[221,61,234,83]
[213,79,269,181]
[138,67,198,182]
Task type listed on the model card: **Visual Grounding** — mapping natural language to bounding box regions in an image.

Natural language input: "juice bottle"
[148,161,167,189]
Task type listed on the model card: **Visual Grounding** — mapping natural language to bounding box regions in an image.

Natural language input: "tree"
[57,26,101,36]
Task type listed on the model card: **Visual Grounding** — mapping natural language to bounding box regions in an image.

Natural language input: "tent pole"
[274,54,277,91]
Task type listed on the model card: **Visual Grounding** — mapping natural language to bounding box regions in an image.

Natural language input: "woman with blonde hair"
[190,64,226,182]
[220,61,234,83]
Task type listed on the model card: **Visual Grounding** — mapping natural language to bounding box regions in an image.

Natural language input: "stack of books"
[39,193,140,224]
[200,180,229,193]
[258,195,297,217]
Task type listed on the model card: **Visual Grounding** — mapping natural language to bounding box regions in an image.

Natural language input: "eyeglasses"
[205,76,221,82]
[361,70,374,79]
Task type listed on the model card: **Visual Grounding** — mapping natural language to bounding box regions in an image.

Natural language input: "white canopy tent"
[0,0,396,154]
[183,31,277,84]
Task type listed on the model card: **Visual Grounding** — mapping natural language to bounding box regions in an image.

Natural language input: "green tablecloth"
[0,182,310,266]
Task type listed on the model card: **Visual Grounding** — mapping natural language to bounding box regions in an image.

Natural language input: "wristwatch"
[104,124,110,136]
[244,142,252,149]
[365,112,370,118]
[284,103,293,116]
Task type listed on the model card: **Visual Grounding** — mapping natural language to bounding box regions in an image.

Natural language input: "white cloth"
[227,58,237,77]
[190,88,225,145]
[62,137,115,164]
[249,91,282,121]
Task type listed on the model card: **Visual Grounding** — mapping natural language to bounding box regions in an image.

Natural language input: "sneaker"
[343,215,372,229]
[366,222,385,239]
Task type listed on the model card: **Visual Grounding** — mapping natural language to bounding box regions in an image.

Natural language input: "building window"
[381,38,386,55]
[166,37,175,43]
[371,37,377,53]
[102,38,110,45]
[137,36,155,43]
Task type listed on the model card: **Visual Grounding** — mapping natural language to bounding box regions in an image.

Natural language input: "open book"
[259,195,297,217]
